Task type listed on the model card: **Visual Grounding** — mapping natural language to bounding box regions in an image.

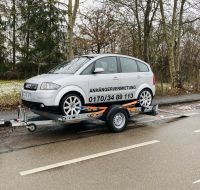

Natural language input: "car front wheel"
[138,89,153,107]
[60,93,82,116]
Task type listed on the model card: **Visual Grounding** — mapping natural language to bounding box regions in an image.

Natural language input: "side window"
[95,57,118,74]
[81,63,94,75]
[120,57,138,73]
[137,61,149,72]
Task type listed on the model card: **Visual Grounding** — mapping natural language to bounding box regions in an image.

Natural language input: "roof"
[82,53,149,64]
[83,53,115,57]
[82,53,135,58]
[83,53,140,59]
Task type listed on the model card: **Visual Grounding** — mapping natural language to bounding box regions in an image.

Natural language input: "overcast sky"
[60,0,101,10]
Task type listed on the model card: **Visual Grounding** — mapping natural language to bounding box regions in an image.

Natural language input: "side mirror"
[93,68,104,74]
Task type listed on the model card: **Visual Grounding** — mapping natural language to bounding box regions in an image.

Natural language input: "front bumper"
[22,100,58,111]
[21,88,58,107]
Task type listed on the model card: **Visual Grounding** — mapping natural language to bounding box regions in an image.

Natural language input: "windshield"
[49,57,91,74]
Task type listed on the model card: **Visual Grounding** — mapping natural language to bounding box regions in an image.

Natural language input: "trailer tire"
[152,105,158,116]
[27,123,37,132]
[106,107,128,133]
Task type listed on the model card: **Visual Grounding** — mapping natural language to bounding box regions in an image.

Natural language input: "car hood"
[26,74,73,84]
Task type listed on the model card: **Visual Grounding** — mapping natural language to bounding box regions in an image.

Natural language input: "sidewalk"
[153,93,200,106]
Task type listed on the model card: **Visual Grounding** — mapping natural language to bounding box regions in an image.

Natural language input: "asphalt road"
[1,102,200,190]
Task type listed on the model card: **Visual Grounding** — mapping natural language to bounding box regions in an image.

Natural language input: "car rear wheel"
[60,93,82,116]
[138,89,152,107]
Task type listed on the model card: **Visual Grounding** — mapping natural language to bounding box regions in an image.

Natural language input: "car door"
[88,56,122,104]
[118,57,139,101]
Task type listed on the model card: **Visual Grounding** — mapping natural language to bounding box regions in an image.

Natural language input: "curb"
[153,94,200,106]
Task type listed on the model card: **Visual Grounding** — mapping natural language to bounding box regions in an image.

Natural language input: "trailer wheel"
[152,105,158,116]
[106,108,128,133]
[27,123,37,132]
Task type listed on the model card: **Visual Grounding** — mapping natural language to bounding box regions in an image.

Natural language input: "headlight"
[40,82,61,90]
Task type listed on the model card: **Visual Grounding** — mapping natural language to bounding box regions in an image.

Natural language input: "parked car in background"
[21,54,156,116]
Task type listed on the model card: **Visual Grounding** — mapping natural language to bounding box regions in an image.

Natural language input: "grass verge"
[0,93,21,111]
[0,80,23,111]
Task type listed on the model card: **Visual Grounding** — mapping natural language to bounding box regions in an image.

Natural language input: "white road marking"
[193,179,200,184]
[185,112,200,117]
[137,112,199,124]
[136,115,181,124]
[20,140,160,176]
[194,129,200,133]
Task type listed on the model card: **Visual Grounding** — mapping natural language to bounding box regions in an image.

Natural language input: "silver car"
[21,54,156,115]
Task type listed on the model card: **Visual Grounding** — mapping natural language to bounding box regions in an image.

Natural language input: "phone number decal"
[89,93,134,103]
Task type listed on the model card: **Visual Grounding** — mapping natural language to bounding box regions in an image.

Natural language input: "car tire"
[59,93,83,116]
[137,89,153,107]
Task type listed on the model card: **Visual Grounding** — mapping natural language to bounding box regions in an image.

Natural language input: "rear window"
[120,57,138,73]
[137,61,149,72]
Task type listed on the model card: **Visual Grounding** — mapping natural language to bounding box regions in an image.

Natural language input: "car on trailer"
[21,54,156,116]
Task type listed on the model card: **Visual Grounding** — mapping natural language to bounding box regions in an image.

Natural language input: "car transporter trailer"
[0,101,158,133]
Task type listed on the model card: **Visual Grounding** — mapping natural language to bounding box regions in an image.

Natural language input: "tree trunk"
[67,0,73,59]
[143,0,159,63]
[176,0,186,71]
[67,0,79,60]
[168,43,176,87]
[135,0,142,58]
[174,0,186,88]
[12,0,16,67]
[97,43,101,53]
[143,0,151,63]
[159,0,178,88]
[25,0,30,73]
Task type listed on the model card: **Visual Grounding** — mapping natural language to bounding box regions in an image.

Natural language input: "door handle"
[137,75,142,79]
[113,77,119,80]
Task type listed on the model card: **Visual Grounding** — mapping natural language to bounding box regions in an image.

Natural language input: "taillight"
[153,74,156,85]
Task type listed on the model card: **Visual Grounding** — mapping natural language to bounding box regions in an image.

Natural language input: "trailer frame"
[1,101,159,133]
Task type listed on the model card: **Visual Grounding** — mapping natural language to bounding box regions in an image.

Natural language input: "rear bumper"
[152,85,156,96]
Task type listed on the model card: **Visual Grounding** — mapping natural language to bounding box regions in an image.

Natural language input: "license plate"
[22,91,31,99]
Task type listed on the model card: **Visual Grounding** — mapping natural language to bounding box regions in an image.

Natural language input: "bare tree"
[78,7,119,54]
[181,25,200,90]
[159,0,187,88]
[106,0,159,62]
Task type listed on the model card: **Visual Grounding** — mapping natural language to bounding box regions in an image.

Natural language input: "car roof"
[83,53,128,58]
[82,53,149,65]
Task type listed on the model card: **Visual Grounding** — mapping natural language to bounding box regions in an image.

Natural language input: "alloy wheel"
[139,90,152,107]
[63,96,82,116]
